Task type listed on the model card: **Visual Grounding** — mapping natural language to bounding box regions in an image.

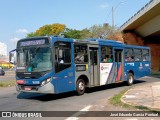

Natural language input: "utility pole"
[111,1,124,28]
[112,6,114,28]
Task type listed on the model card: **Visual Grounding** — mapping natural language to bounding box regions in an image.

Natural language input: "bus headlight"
[46,77,51,83]
[41,77,51,86]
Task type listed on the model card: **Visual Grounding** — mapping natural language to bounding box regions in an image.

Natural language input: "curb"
[120,83,160,111]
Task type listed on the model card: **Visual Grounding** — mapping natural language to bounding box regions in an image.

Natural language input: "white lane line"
[80,105,92,111]
[65,105,92,120]
[65,117,79,120]
[127,118,138,120]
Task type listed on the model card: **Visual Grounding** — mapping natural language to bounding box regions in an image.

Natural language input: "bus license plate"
[24,87,31,91]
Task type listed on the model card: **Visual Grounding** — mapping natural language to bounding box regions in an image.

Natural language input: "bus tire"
[127,73,134,86]
[76,79,85,95]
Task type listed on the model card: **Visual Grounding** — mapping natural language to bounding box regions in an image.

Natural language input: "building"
[0,42,7,56]
[0,56,14,69]
[0,42,13,69]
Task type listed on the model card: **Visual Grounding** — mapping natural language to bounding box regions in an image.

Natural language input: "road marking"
[65,105,92,120]
[65,117,79,120]
[127,118,138,120]
[79,105,92,111]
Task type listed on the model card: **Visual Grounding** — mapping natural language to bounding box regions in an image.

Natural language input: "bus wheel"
[127,73,134,86]
[76,79,85,95]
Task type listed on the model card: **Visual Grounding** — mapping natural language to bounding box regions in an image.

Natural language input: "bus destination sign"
[19,39,46,47]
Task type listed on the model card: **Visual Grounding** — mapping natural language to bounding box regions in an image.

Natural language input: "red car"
[0,69,5,76]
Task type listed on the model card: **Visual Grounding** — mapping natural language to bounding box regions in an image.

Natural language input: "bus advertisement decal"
[116,64,122,81]
[100,63,113,85]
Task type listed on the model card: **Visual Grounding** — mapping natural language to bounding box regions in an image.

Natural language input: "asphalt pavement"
[0,74,160,120]
[0,70,15,81]
[77,76,160,120]
[122,76,160,111]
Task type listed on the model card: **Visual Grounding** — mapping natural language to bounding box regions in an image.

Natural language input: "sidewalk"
[121,80,160,111]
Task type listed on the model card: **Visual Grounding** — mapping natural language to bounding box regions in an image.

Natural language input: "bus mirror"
[9,49,16,65]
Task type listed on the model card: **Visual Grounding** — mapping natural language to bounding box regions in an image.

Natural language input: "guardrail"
[120,0,160,30]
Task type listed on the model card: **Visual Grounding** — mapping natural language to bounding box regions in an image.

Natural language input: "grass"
[0,80,15,87]
[109,89,131,108]
[110,89,160,113]
[151,71,160,76]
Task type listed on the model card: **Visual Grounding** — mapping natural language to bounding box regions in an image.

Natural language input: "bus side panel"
[124,62,135,80]
[134,62,142,79]
[115,62,123,82]
[134,61,150,79]
[142,61,151,76]
[106,63,117,84]
[100,62,123,85]
[124,61,150,81]
[54,65,76,94]
[100,63,113,85]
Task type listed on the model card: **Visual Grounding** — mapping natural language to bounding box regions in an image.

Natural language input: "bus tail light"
[17,80,26,84]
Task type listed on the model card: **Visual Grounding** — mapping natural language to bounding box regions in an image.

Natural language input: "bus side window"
[54,42,71,73]
[134,49,142,61]
[74,45,88,64]
[101,46,113,63]
[125,48,134,62]
[142,49,149,61]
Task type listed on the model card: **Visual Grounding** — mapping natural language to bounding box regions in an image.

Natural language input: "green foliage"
[80,28,91,39]
[27,32,38,37]
[81,24,120,39]
[27,22,120,40]
[110,89,127,106]
[64,28,82,39]
[151,71,160,75]
[0,80,15,87]
[27,23,66,37]
[36,24,52,36]
[86,24,106,38]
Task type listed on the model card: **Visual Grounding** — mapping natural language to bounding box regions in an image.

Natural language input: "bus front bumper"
[16,82,54,94]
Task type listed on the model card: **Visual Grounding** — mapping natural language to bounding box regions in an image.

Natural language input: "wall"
[123,32,160,71]
[145,43,160,71]
[123,32,144,46]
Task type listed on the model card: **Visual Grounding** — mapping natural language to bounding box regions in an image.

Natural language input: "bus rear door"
[114,48,124,82]
[89,47,100,86]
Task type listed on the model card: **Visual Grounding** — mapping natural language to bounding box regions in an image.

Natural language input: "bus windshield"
[16,46,52,72]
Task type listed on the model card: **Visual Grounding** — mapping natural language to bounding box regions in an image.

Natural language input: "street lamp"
[112,1,125,28]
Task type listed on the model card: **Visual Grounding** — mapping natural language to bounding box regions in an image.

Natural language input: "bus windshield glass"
[16,47,52,72]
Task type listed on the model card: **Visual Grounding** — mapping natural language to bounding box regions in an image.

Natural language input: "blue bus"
[9,36,150,95]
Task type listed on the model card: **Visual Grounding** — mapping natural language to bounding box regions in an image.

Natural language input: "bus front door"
[89,47,99,86]
[114,49,124,82]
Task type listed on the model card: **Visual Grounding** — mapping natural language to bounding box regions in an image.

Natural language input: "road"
[0,70,15,81]
[0,76,160,120]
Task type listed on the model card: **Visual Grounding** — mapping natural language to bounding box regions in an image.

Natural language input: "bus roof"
[19,36,150,49]
[74,38,123,46]
[89,38,123,46]
[124,44,150,49]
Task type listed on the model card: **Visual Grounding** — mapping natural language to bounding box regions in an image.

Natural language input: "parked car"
[0,69,5,76]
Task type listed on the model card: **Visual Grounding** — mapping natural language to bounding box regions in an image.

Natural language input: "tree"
[27,32,38,37]
[64,28,82,39]
[27,23,66,37]
[80,28,90,39]
[79,24,111,39]
[27,23,122,42]
[80,24,123,41]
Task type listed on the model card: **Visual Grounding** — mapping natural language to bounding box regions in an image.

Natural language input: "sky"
[0,0,150,53]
